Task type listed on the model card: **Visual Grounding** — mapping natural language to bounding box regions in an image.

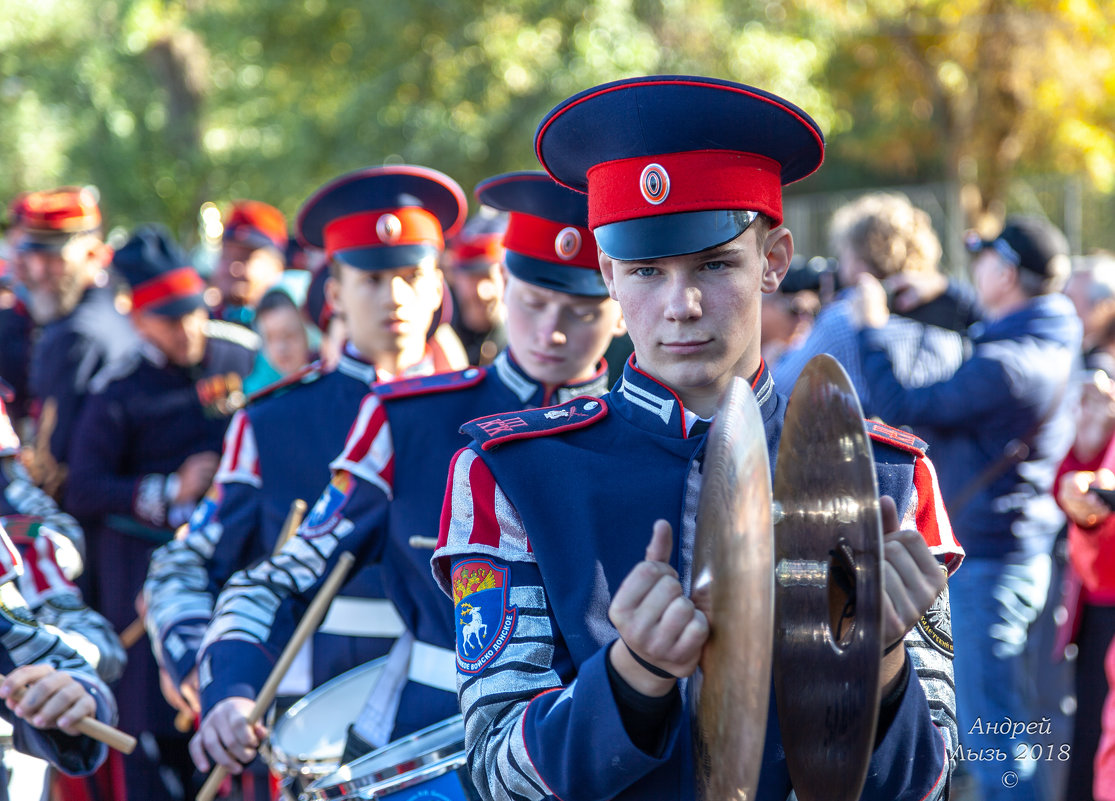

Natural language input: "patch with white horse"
[452,557,517,674]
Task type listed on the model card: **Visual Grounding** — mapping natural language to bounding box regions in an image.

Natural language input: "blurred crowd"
[0,177,1111,801]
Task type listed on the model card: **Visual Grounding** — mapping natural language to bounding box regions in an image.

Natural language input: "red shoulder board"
[865,419,926,456]
[246,361,324,405]
[462,396,608,451]
[374,366,487,401]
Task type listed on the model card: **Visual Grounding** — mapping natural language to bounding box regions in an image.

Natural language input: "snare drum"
[301,714,478,801]
[265,658,388,798]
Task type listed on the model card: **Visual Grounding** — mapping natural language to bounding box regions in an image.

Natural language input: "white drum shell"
[265,658,388,789]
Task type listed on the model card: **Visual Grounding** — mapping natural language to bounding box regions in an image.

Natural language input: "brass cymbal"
[689,375,774,801]
[772,354,883,801]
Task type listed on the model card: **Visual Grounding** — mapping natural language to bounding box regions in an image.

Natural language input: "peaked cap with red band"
[476,171,607,297]
[535,75,825,261]
[223,200,288,252]
[451,230,505,272]
[18,186,102,251]
[113,224,206,317]
[297,165,467,272]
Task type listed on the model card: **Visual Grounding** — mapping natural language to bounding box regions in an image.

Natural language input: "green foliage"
[1,0,1113,248]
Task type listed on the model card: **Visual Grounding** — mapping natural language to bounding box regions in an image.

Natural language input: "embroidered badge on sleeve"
[453,558,518,673]
[916,581,954,657]
[301,471,355,538]
[187,484,222,533]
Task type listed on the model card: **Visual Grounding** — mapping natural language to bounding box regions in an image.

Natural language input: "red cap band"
[503,212,598,269]
[20,187,101,236]
[454,234,504,265]
[131,266,205,312]
[323,207,443,259]
[224,200,288,250]
[586,149,783,228]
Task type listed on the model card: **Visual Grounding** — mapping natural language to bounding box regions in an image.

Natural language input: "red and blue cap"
[475,171,606,297]
[449,222,506,275]
[297,165,467,272]
[113,225,206,317]
[535,75,825,261]
[223,200,288,253]
[17,187,102,251]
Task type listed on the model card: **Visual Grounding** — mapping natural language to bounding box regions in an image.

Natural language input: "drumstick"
[196,551,356,801]
[0,673,137,754]
[174,707,194,733]
[118,617,146,650]
[408,535,439,549]
[272,498,308,557]
[175,499,306,736]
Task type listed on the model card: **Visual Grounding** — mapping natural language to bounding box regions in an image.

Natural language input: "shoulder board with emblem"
[864,419,926,457]
[246,361,325,406]
[374,366,488,401]
[204,318,262,351]
[462,396,608,451]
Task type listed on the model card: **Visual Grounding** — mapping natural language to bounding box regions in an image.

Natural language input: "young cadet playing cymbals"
[432,75,965,801]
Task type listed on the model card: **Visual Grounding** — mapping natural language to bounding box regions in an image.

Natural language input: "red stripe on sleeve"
[227,414,247,474]
[914,455,964,572]
[437,448,467,550]
[379,453,395,490]
[914,458,942,549]
[26,541,50,594]
[468,453,502,549]
[344,397,388,465]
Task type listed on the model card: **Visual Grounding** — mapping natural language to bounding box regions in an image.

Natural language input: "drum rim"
[304,714,465,799]
[303,752,468,801]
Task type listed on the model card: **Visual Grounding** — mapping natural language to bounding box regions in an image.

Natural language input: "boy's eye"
[634,266,657,278]
[703,261,727,271]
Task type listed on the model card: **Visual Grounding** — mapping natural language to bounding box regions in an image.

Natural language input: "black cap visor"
[504,250,608,298]
[595,209,759,261]
[142,292,208,318]
[333,243,442,272]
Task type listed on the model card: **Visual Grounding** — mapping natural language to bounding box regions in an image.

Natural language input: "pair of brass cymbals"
[690,355,882,801]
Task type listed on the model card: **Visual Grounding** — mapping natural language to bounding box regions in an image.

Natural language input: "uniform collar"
[614,354,776,438]
[492,349,610,407]
[335,343,379,386]
[352,342,441,385]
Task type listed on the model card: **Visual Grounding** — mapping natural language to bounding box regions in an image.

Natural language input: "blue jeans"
[951,554,1052,801]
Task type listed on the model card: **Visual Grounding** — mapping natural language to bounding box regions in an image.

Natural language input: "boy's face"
[599,222,793,416]
[503,273,624,389]
[327,259,443,364]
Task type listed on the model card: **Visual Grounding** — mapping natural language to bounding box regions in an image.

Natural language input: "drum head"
[269,658,387,774]
[304,715,466,801]
[773,355,883,801]
[688,376,774,801]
